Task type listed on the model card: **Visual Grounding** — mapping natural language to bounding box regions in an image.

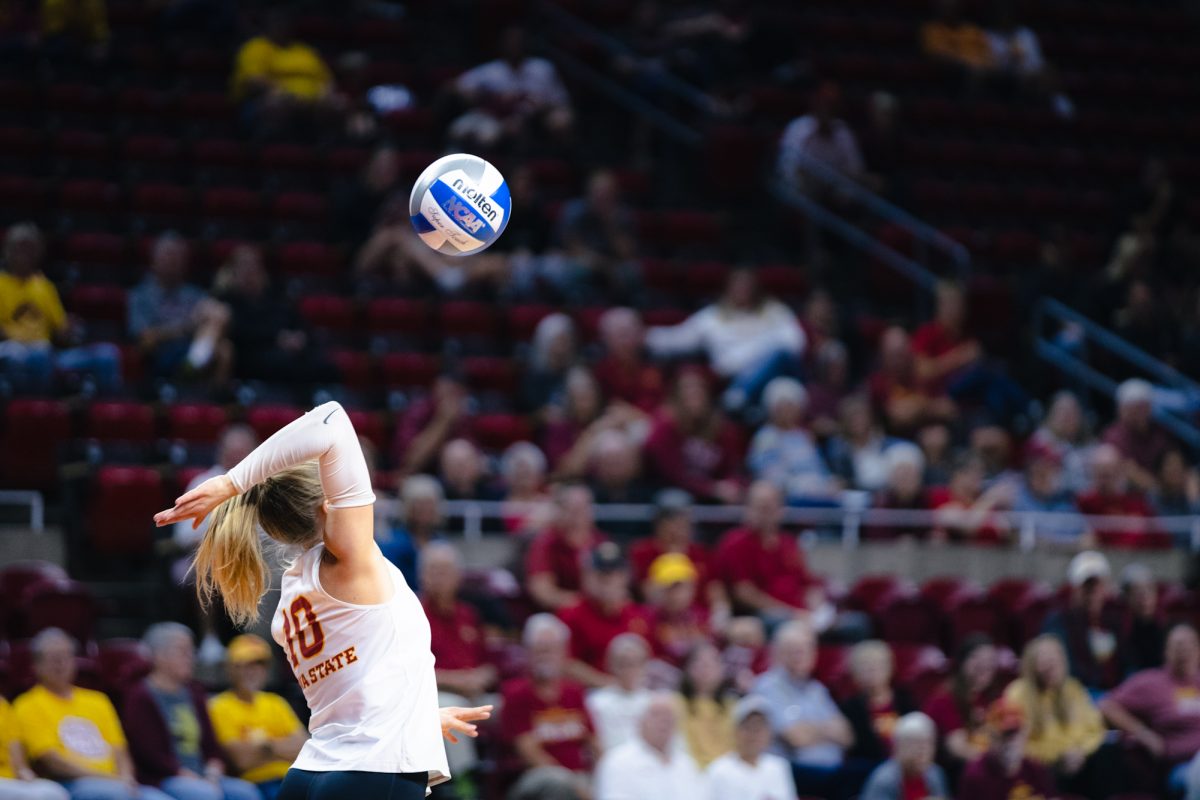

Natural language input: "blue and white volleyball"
[409,154,510,257]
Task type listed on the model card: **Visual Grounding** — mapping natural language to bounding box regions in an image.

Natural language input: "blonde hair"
[1018,634,1072,739]
[194,462,323,627]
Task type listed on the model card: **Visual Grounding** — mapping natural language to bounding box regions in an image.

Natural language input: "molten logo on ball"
[450,178,500,224]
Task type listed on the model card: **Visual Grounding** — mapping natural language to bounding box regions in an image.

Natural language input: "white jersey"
[271,543,449,786]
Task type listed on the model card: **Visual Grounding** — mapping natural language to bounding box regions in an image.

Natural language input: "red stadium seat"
[22,579,98,645]
[68,285,127,326]
[62,232,128,267]
[367,298,430,338]
[876,593,941,645]
[0,561,69,638]
[272,192,330,225]
[0,125,45,160]
[245,406,303,443]
[201,187,263,220]
[191,139,253,170]
[0,398,72,489]
[506,305,557,341]
[277,242,343,278]
[380,353,441,391]
[329,350,375,390]
[97,638,152,698]
[86,466,166,557]
[121,134,181,167]
[641,308,689,328]
[346,409,388,452]
[920,576,974,608]
[0,176,49,212]
[131,183,194,217]
[260,144,321,173]
[814,644,854,700]
[58,180,122,213]
[847,574,907,615]
[462,357,520,395]
[471,414,533,452]
[85,401,156,442]
[166,403,228,443]
[299,295,358,331]
[440,302,500,340]
[757,264,809,300]
[943,589,1006,652]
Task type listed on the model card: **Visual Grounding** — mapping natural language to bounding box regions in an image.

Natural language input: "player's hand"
[154,475,238,530]
[439,705,493,744]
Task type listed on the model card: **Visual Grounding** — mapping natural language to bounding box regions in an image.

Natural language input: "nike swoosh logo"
[323,409,337,424]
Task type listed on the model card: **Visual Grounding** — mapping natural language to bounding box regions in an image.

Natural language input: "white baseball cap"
[1067,550,1111,587]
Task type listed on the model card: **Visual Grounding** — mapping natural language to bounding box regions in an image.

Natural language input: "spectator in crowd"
[207,636,305,800]
[500,441,552,535]
[378,474,445,589]
[587,429,655,524]
[867,443,932,540]
[171,426,257,560]
[1029,391,1094,494]
[920,0,993,73]
[522,313,578,414]
[1152,448,1200,523]
[777,82,866,191]
[333,144,402,246]
[230,9,339,137]
[542,367,648,480]
[748,377,839,503]
[586,634,654,752]
[557,543,653,687]
[958,700,1057,800]
[501,615,596,790]
[646,269,806,414]
[355,215,509,297]
[859,712,949,800]
[986,2,1074,117]
[705,695,798,800]
[419,542,497,700]
[1003,635,1117,799]
[929,453,1011,543]
[842,641,917,763]
[1115,280,1177,364]
[451,26,573,151]
[215,244,333,385]
[1103,378,1173,492]
[923,635,1002,775]
[1100,623,1200,794]
[121,623,257,800]
[675,643,736,769]
[594,693,706,800]
[1010,442,1085,544]
[867,326,956,438]
[0,223,121,393]
[644,554,716,667]
[806,340,852,439]
[14,629,160,800]
[0,693,70,800]
[1041,551,1127,692]
[917,422,955,486]
[554,171,638,302]
[723,616,770,694]
[1074,444,1156,548]
[525,483,609,610]
[439,437,500,505]
[592,308,666,412]
[751,620,854,797]
[128,233,228,381]
[825,395,904,492]
[390,373,473,478]
[643,366,745,503]
[629,490,716,606]
[1121,563,1166,672]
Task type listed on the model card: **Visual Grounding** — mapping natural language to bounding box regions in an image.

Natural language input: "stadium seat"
[300,294,358,331]
[440,301,500,341]
[245,406,303,443]
[846,574,907,616]
[277,241,343,278]
[68,285,127,326]
[201,187,264,221]
[876,593,941,645]
[0,561,69,638]
[22,579,98,645]
[0,176,49,213]
[86,466,166,557]
[346,409,388,452]
[85,401,156,443]
[367,298,430,338]
[462,357,520,396]
[0,398,72,490]
[166,403,228,443]
[329,350,375,390]
[920,576,974,608]
[61,232,128,267]
[506,304,557,341]
[131,183,195,219]
[97,638,152,699]
[380,353,441,390]
[272,192,330,225]
[470,414,534,452]
[58,180,122,214]
[814,644,853,700]
[943,589,1006,652]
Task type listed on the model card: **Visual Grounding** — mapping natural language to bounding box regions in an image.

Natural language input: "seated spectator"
[1103,378,1173,492]
[1121,563,1166,672]
[644,554,715,667]
[867,443,932,540]
[355,218,508,297]
[842,641,917,763]
[391,373,473,478]
[0,223,121,393]
[587,429,656,527]
[748,377,839,503]
[922,635,1003,774]
[593,308,666,412]
[676,643,736,769]
[378,474,445,589]
[920,0,993,72]
[208,635,306,800]
[230,9,339,137]
[451,26,573,151]
[557,543,653,687]
[1075,444,1156,548]
[643,367,745,503]
[594,693,705,800]
[1010,442,1085,544]
[825,395,904,492]
[1028,391,1094,494]
[586,634,653,752]
[14,629,158,800]
[1152,449,1200,524]
[917,422,955,486]
[0,693,70,800]
[705,695,797,798]
[629,490,718,607]
[128,233,228,381]
[525,483,609,610]
[867,326,956,438]
[806,340,852,439]
[859,712,948,800]
[777,82,866,192]
[523,313,578,415]
[1100,624,1200,795]
[646,269,806,413]
[542,367,648,480]
[553,171,638,302]
[958,700,1057,800]
[438,438,500,504]
[986,2,1073,117]
[1003,635,1119,799]
[41,0,109,58]
[723,616,770,694]
[121,623,258,800]
[500,441,552,535]
[420,542,497,700]
[215,244,333,385]
[501,615,596,787]
[333,144,403,246]
[1041,551,1127,691]
[929,453,1011,543]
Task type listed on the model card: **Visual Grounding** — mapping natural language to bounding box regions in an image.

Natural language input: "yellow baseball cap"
[227,634,272,665]
[648,553,698,587]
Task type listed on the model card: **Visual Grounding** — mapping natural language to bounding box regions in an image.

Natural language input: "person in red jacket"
[1075,443,1158,548]
[419,542,497,700]
[958,699,1057,800]
[121,623,258,800]
[524,483,610,610]
[592,307,666,412]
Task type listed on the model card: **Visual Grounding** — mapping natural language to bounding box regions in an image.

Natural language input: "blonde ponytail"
[194,489,268,628]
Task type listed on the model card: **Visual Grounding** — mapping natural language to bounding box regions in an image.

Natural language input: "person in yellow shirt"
[920,0,994,72]
[208,635,306,800]
[1004,634,1129,798]
[0,223,121,392]
[13,628,172,800]
[0,693,71,800]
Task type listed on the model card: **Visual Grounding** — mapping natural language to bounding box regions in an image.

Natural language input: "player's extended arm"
[440,705,493,744]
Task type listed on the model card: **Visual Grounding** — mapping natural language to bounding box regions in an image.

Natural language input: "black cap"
[653,489,692,521]
[588,541,626,572]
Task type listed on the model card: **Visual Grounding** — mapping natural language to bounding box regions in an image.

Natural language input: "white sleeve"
[226,402,376,509]
[644,307,711,357]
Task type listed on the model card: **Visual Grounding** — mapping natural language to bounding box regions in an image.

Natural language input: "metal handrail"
[0,489,45,534]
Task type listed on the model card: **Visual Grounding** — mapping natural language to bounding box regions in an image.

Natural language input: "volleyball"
[409,153,511,256]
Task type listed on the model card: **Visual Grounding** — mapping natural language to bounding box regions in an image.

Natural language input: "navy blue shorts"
[278,769,429,800]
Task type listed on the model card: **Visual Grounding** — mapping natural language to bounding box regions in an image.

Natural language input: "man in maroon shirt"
[501,614,597,780]
[911,282,983,396]
[867,326,956,437]
[419,542,496,699]
[958,699,1057,800]
[525,483,608,610]
[1102,378,1173,492]
[628,490,717,604]
[592,307,665,412]
[557,542,653,687]
[1075,444,1158,548]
